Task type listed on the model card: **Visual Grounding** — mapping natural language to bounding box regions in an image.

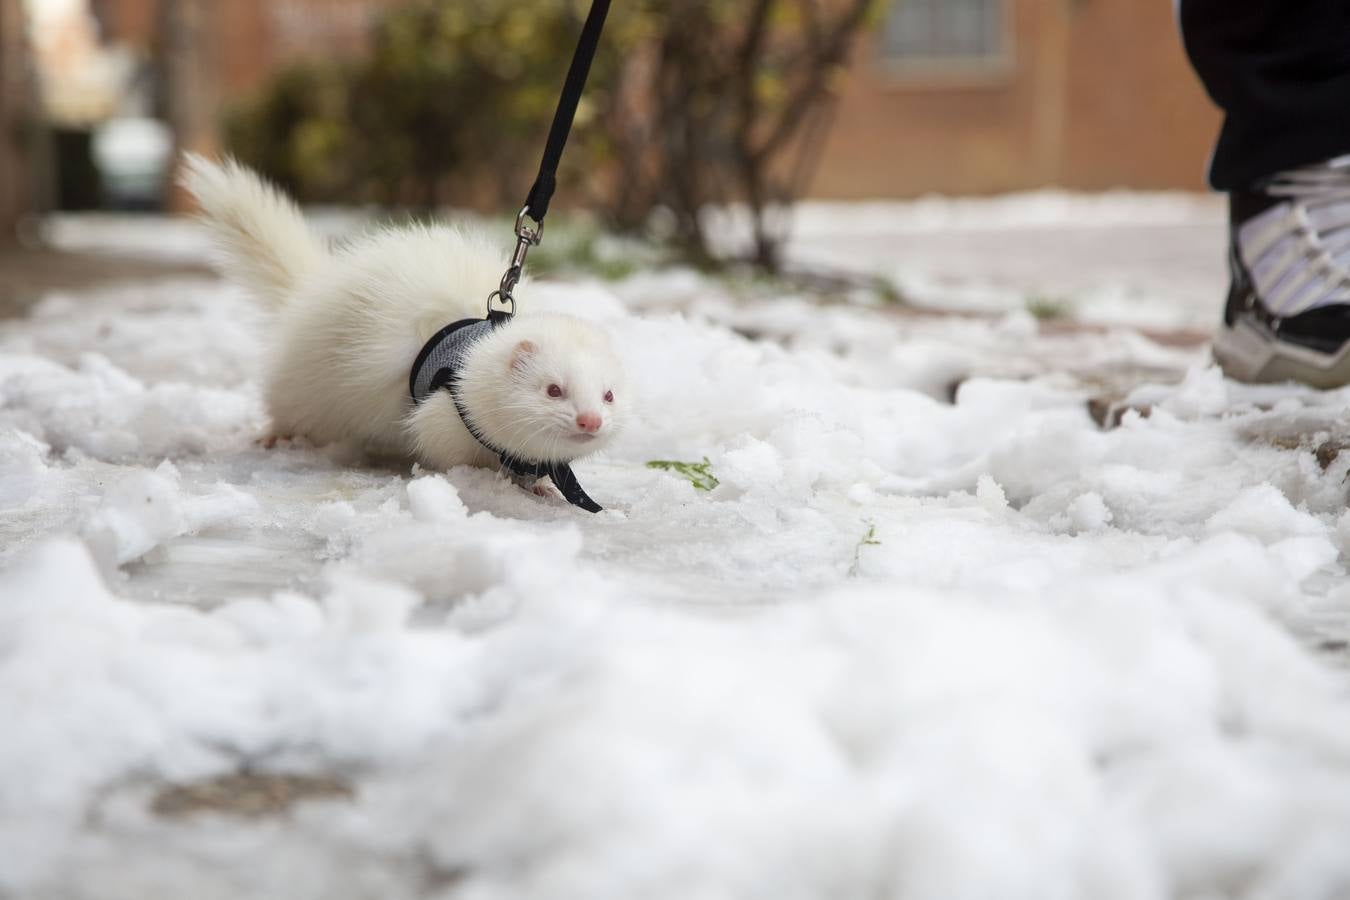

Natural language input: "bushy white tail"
[178,154,324,308]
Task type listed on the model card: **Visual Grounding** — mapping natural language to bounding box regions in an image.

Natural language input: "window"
[880,0,1009,72]
[270,1,380,53]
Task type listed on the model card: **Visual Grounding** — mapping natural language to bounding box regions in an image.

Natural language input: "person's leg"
[1181,0,1350,386]
[1180,0,1350,191]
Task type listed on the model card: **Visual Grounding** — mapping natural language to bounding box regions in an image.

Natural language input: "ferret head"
[452,313,628,464]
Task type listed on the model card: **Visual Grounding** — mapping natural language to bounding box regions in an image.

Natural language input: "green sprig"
[645,457,720,491]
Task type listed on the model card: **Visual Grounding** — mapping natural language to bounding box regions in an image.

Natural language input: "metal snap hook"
[515,206,544,245]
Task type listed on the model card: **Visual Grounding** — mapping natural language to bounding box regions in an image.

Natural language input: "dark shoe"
[1214,156,1350,387]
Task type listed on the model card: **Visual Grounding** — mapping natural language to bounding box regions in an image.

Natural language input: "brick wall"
[189,0,399,98]
[93,0,401,99]
[1059,0,1215,190]
[809,0,1223,198]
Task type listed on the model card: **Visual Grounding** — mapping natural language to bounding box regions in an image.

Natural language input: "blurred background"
[0,0,1226,325]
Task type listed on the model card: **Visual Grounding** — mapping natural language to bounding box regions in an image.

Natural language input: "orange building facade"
[811,0,1224,196]
[92,0,401,97]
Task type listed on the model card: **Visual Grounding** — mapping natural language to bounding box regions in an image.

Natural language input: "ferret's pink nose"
[576,412,603,433]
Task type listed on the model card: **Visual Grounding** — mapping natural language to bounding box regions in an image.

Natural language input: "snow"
[81,461,259,568]
[776,192,1228,330]
[3,196,1350,899]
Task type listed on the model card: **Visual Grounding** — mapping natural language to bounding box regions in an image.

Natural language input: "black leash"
[411,0,612,513]
[489,0,613,318]
[524,0,612,224]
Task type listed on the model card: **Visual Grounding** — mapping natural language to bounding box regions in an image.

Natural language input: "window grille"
[880,0,1007,69]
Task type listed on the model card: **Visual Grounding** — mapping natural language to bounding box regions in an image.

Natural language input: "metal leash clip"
[487,206,546,318]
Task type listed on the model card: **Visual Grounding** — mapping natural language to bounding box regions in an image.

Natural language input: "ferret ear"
[509,340,538,371]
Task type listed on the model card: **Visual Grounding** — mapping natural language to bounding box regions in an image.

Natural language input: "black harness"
[408,310,603,513]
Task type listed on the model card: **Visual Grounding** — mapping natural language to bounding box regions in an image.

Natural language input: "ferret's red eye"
[547,384,563,398]
[604,390,614,403]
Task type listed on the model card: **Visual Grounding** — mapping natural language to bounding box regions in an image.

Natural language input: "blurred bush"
[227,0,623,208]
[225,63,356,202]
[226,0,879,271]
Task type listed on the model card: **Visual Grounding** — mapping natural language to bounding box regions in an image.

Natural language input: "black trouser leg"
[1180,0,1350,190]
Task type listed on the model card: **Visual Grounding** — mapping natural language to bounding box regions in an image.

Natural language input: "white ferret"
[181,156,627,490]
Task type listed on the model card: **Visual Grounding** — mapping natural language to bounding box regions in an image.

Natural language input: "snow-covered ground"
[5,196,1350,899]
[751,192,1226,330]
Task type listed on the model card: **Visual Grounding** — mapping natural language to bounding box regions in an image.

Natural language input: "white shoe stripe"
[1238,203,1296,263]
[1237,188,1350,317]
[1308,204,1350,232]
[1250,212,1314,307]
[1248,233,1295,288]
[1323,230,1350,258]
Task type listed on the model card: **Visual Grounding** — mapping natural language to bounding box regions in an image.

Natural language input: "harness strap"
[408,317,604,513]
[522,0,613,223]
[448,384,603,514]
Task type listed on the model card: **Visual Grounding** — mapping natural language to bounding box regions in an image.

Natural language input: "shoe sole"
[1213,318,1350,389]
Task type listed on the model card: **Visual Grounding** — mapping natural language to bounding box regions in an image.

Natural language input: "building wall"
[1059,0,1215,190]
[92,0,399,99]
[213,0,399,97]
[809,0,1045,198]
[809,0,1223,198]
[0,0,33,236]
[90,0,156,48]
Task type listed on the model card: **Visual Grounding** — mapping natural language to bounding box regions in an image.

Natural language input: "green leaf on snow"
[645,457,720,492]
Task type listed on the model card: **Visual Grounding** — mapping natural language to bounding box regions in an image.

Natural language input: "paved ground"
[0,240,210,318]
[784,193,1229,331]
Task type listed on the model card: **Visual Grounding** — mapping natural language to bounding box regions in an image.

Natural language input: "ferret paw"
[507,471,561,501]
[531,482,562,501]
[257,433,295,449]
